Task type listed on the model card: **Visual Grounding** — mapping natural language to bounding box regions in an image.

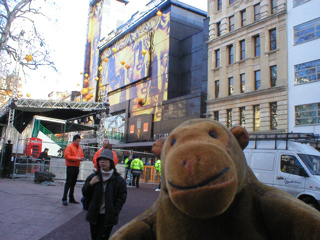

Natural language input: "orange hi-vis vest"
[64,142,84,167]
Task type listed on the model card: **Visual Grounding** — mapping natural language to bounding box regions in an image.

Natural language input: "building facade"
[84,0,208,151]
[287,0,320,135]
[207,0,288,133]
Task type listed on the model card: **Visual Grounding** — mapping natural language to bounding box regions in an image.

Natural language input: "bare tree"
[0,0,57,71]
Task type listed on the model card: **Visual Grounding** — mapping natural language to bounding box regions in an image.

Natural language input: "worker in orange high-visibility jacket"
[62,134,84,206]
[92,139,118,171]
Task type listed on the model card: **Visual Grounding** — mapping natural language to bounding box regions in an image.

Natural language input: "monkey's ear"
[152,137,166,158]
[230,126,249,150]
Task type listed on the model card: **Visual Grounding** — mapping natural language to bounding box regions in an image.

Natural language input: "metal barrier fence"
[11,138,158,183]
[13,157,97,181]
[11,138,97,180]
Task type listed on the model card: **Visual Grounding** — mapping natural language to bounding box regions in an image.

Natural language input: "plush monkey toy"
[111,119,320,240]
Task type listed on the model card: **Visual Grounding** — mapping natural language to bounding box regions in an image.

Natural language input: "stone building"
[207,0,288,133]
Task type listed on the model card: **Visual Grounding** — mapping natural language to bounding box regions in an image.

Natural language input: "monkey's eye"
[171,138,176,146]
[209,131,217,139]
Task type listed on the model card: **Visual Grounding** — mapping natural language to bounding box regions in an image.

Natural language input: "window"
[294,59,320,85]
[213,111,219,122]
[293,0,311,7]
[228,77,234,95]
[240,73,245,93]
[280,155,303,175]
[253,105,260,131]
[217,21,222,36]
[299,154,320,175]
[254,4,260,21]
[215,80,219,98]
[271,0,277,14]
[255,70,261,90]
[229,0,235,5]
[295,103,320,126]
[269,29,277,50]
[229,15,235,32]
[228,45,234,64]
[270,102,278,130]
[294,18,320,45]
[240,40,246,60]
[227,109,233,128]
[214,111,219,121]
[215,49,220,68]
[254,35,260,56]
[241,10,246,27]
[270,65,277,87]
[217,0,222,11]
[240,107,246,127]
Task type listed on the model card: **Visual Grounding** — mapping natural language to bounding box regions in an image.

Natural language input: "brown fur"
[111,119,320,240]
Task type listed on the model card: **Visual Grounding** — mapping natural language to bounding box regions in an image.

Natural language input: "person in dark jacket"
[38,148,50,162]
[82,149,127,240]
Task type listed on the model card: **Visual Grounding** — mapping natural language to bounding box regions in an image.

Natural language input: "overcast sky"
[26,0,207,99]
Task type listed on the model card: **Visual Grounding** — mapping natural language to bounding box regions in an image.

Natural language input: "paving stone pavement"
[0,178,84,240]
[0,177,160,240]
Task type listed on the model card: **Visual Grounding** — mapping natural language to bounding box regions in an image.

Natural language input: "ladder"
[249,133,320,150]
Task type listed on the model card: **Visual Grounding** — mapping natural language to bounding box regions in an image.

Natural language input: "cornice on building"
[206,85,287,104]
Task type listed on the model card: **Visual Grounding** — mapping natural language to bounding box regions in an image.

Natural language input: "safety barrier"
[13,157,96,180]
[140,166,160,183]
[10,138,157,183]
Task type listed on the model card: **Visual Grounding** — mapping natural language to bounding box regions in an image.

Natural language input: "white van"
[244,138,320,210]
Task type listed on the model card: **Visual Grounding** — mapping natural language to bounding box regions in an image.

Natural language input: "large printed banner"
[102,32,152,91]
[99,9,170,122]
[83,0,103,101]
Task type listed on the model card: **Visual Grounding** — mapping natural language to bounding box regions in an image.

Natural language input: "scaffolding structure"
[0,98,105,119]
